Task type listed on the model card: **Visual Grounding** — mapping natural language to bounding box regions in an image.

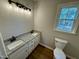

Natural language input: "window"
[56,7,78,33]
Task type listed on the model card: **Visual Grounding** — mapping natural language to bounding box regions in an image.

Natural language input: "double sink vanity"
[2,32,40,59]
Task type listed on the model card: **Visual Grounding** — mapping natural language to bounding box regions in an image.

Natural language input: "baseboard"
[66,55,76,59]
[39,43,53,50]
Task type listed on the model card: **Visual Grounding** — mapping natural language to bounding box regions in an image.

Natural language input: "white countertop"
[5,32,40,55]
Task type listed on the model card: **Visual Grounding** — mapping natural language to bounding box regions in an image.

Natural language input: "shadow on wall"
[64,42,79,59]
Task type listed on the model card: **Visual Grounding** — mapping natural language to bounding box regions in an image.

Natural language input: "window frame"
[55,2,79,34]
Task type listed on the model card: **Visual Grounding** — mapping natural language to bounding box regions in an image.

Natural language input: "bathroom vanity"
[0,32,40,59]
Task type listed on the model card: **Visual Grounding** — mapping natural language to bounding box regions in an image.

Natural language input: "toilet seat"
[54,48,66,59]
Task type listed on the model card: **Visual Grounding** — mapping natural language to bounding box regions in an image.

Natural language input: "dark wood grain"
[27,44,54,59]
[26,44,70,59]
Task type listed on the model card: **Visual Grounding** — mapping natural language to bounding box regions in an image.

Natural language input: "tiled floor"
[27,44,54,59]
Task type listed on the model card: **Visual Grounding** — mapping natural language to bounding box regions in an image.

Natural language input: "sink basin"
[7,40,24,50]
[32,33,38,36]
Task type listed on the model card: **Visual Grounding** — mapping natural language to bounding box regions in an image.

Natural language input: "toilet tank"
[55,37,68,50]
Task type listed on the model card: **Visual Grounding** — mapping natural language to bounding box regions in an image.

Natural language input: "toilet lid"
[54,48,66,59]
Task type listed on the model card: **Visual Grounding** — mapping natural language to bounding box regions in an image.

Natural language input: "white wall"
[34,0,79,58]
[34,0,56,47]
[0,0,34,40]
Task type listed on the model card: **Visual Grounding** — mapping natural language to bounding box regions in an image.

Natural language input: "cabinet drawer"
[9,44,29,59]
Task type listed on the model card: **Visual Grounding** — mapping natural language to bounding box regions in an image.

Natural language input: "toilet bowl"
[54,37,68,59]
[54,48,66,59]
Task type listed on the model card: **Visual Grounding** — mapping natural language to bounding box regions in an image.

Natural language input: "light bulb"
[24,10,28,15]
[16,7,19,12]
[28,11,31,15]
[27,10,31,15]
[12,3,17,11]
[6,4,12,10]
[19,8,24,13]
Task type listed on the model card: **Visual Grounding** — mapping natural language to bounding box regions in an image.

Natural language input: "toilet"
[54,37,68,59]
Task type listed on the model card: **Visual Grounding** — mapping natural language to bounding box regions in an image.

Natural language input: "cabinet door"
[34,35,40,48]
[28,39,34,54]
[9,44,29,59]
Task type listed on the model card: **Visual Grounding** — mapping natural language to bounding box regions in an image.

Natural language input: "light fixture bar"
[8,0,31,11]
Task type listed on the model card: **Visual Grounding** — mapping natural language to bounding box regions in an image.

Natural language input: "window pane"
[57,19,74,32]
[59,8,68,19]
[67,8,78,20]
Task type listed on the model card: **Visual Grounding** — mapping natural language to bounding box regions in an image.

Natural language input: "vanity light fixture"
[8,0,31,11]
